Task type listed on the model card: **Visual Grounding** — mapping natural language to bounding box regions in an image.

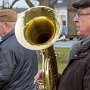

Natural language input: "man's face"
[73,7,90,38]
[0,22,5,36]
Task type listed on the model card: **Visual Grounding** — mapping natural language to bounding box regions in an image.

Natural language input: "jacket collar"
[74,37,90,59]
[78,37,90,52]
[0,30,14,43]
[68,37,90,65]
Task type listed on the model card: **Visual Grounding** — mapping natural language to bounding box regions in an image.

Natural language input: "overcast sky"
[0,0,39,8]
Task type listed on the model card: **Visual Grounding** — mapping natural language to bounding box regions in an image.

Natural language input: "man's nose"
[73,14,79,23]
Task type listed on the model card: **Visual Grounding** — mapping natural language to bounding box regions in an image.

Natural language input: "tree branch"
[9,0,19,8]
[25,0,34,7]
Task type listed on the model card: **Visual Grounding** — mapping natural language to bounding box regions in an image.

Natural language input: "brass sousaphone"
[15,6,62,90]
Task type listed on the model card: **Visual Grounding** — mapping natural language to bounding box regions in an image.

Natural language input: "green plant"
[55,48,70,73]
[38,47,70,73]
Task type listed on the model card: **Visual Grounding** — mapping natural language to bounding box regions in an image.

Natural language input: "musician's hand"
[34,70,43,81]
[34,70,44,89]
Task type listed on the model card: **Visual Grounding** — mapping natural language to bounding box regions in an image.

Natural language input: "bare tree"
[25,0,34,7]
[23,0,58,8]
[2,0,9,9]
[48,0,58,8]
[2,0,58,9]
[37,0,58,8]
[2,0,19,9]
[10,0,19,8]
[9,0,34,8]
[2,0,35,9]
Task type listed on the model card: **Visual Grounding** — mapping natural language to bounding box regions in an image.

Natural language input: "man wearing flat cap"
[58,0,90,90]
[0,9,38,90]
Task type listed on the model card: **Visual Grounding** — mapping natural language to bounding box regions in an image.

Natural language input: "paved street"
[54,39,78,48]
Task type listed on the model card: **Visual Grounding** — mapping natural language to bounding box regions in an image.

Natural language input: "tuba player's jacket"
[58,37,90,90]
[0,30,38,90]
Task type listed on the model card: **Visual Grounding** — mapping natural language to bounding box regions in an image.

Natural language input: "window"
[62,21,66,26]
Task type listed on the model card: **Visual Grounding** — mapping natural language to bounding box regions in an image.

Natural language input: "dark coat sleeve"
[0,46,15,88]
[68,41,81,63]
[83,60,90,90]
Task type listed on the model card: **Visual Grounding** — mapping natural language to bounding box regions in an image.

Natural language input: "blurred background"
[0,0,78,73]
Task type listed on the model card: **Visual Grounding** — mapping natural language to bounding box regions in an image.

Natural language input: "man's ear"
[3,22,10,31]
[3,22,11,35]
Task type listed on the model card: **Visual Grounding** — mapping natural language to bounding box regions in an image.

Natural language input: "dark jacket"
[0,31,38,90]
[58,37,90,90]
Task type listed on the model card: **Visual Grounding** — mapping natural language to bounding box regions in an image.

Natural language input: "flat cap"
[0,9,17,22]
[72,0,90,9]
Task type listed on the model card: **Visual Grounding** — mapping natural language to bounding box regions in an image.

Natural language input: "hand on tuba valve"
[15,6,62,90]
